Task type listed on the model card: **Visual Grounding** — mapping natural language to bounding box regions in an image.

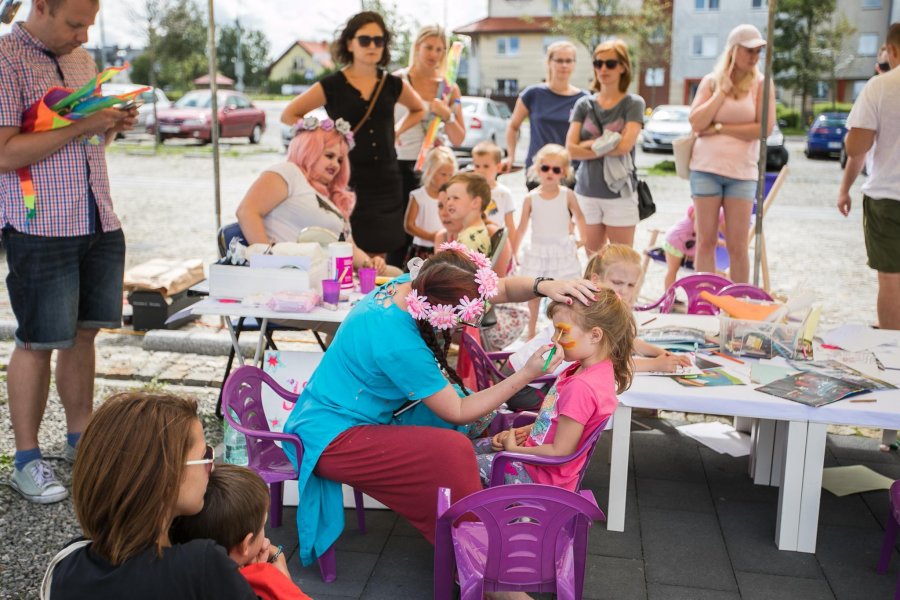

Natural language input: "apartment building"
[454,0,672,107]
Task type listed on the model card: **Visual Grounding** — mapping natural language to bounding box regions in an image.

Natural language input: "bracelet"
[268,544,284,564]
[532,277,554,298]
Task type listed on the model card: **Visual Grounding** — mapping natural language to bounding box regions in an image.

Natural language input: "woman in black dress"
[281,12,425,265]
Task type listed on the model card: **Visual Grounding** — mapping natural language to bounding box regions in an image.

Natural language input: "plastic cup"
[358,267,377,294]
[321,279,341,304]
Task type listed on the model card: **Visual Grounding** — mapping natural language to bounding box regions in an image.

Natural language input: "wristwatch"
[533,277,554,298]
[714,122,723,134]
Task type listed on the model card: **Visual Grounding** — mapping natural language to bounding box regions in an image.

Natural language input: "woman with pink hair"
[236,116,389,273]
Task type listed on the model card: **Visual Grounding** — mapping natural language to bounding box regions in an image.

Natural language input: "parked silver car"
[457,96,511,153]
[641,104,691,152]
[100,83,170,132]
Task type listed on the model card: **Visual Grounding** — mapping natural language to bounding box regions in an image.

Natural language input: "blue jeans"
[3,227,126,349]
[690,170,757,200]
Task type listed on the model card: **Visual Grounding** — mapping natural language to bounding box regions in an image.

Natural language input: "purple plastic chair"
[876,480,900,598]
[222,365,366,582]
[716,283,774,302]
[434,484,605,600]
[635,273,733,315]
[488,416,610,492]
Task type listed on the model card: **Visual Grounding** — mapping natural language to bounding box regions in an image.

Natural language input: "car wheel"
[249,124,262,145]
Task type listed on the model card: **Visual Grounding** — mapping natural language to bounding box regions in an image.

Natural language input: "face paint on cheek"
[554,322,575,348]
[560,340,577,349]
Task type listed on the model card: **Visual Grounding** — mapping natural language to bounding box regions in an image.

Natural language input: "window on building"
[695,0,719,10]
[496,79,519,95]
[692,35,718,58]
[814,81,829,99]
[648,25,666,45]
[496,37,520,56]
[644,68,665,87]
[550,0,572,13]
[858,33,879,56]
[852,80,867,100]
[752,0,766,8]
[863,0,881,8]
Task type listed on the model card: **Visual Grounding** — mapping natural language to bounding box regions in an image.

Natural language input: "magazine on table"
[670,368,744,388]
[755,371,869,407]
[787,359,897,392]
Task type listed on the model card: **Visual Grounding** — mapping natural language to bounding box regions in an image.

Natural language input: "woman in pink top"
[473,288,635,491]
[688,24,775,283]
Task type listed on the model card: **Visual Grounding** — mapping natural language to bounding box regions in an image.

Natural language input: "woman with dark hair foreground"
[46,392,256,599]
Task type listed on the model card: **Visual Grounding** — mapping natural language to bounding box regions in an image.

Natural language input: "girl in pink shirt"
[473,288,635,491]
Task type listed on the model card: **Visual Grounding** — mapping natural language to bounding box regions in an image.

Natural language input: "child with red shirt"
[170,465,311,600]
[474,287,636,490]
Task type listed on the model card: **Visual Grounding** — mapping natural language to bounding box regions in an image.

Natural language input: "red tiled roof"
[453,16,555,35]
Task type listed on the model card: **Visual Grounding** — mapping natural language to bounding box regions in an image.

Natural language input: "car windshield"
[175,92,213,108]
[651,108,689,122]
[461,100,479,114]
[139,91,158,103]
[816,117,846,127]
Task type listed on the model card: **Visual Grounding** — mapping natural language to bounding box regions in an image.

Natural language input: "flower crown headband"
[291,116,355,150]
[406,242,499,330]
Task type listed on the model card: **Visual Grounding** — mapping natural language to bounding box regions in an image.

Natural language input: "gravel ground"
[0,122,882,597]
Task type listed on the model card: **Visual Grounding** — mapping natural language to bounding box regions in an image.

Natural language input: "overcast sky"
[11,0,488,58]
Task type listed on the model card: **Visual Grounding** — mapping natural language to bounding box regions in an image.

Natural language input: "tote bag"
[673,134,696,180]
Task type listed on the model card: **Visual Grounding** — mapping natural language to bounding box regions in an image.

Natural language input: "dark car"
[150,90,266,144]
[805,112,848,158]
[766,122,789,171]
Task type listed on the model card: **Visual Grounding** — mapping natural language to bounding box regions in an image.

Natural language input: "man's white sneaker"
[8,459,69,504]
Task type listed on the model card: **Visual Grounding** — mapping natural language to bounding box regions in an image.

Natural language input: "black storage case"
[128,289,201,331]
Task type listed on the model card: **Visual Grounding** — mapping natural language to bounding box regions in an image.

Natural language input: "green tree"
[361,0,416,69]
[155,0,207,90]
[550,0,671,104]
[217,22,271,90]
[773,0,838,126]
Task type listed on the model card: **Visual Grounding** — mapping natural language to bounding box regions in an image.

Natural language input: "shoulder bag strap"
[41,540,91,600]
[352,71,388,135]
[588,97,604,135]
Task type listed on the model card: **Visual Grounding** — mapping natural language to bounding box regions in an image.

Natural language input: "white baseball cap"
[727,24,767,49]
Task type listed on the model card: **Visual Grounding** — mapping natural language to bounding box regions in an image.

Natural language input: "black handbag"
[636,178,656,220]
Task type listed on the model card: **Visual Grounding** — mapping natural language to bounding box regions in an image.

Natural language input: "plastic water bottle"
[224,413,248,466]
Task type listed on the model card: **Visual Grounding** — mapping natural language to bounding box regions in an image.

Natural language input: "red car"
[150,90,266,144]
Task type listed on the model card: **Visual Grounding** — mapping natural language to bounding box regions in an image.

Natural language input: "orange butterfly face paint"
[554,322,576,349]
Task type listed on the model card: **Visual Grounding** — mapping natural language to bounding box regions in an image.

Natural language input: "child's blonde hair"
[472,140,503,165]
[420,146,458,190]
[447,171,492,212]
[584,244,641,281]
[528,143,574,182]
[547,288,635,393]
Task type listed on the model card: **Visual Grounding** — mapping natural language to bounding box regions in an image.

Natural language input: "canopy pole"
[206,0,222,233]
[754,0,777,287]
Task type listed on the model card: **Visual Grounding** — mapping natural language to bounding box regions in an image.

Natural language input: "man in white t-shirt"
[838,23,900,330]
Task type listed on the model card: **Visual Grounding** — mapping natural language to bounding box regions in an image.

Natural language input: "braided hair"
[410,250,481,394]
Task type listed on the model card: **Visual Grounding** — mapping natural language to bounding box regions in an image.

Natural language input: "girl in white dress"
[514,143,588,338]
[404,146,457,263]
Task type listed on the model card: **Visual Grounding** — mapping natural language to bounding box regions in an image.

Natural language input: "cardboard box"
[208,264,310,300]
[128,289,202,331]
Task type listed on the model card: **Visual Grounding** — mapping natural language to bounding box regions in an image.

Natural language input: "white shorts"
[576,192,639,227]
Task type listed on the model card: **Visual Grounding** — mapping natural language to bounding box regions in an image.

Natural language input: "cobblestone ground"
[0,127,882,598]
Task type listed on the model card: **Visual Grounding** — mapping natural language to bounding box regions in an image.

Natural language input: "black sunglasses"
[355,35,385,48]
[593,59,620,70]
[877,61,891,73]
[540,165,563,174]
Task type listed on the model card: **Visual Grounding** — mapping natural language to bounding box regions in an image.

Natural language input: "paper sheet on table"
[821,465,894,497]
[821,324,899,352]
[875,349,900,370]
[675,421,751,457]
[751,363,795,385]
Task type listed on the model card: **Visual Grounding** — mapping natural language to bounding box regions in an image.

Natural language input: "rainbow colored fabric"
[18,63,147,221]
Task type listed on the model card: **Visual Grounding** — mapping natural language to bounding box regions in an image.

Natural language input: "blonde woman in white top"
[394,26,466,205]
[688,24,775,283]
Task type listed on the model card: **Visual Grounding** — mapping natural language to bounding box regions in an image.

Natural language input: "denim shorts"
[3,227,126,349]
[690,170,758,201]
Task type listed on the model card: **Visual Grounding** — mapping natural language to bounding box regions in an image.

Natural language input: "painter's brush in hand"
[543,329,564,372]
